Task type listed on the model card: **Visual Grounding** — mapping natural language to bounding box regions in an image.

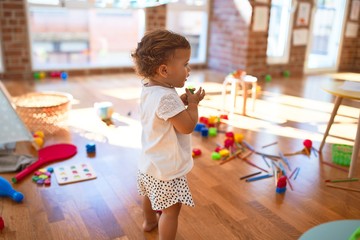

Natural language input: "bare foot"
[142,220,158,232]
[142,211,161,232]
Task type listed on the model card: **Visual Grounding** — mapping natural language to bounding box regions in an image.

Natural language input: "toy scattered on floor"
[261,141,278,148]
[231,69,246,78]
[195,115,229,137]
[60,71,68,81]
[325,177,358,183]
[33,71,46,80]
[276,176,287,193]
[86,143,96,154]
[94,101,114,121]
[279,152,291,171]
[211,152,221,160]
[12,143,77,183]
[265,74,272,82]
[239,171,261,180]
[201,128,208,137]
[50,71,61,78]
[283,70,290,78]
[288,167,300,180]
[0,216,4,232]
[54,163,97,185]
[332,144,352,166]
[208,127,217,136]
[0,176,24,203]
[284,139,317,157]
[245,173,273,182]
[32,167,53,186]
[33,130,45,148]
[192,148,201,157]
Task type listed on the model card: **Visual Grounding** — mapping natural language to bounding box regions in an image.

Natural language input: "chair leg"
[251,82,257,111]
[241,81,247,115]
[230,80,238,113]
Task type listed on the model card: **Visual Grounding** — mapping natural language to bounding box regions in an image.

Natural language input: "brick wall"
[208,0,314,79]
[207,0,249,73]
[339,0,360,72]
[0,0,358,82]
[0,0,32,84]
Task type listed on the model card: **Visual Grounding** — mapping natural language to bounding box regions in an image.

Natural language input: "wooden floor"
[1,70,360,240]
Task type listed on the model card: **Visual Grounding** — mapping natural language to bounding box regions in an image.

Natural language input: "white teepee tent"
[0,81,33,150]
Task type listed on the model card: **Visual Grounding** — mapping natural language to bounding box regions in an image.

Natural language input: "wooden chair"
[221,70,258,115]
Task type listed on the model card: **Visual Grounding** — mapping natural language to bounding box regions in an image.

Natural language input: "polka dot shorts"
[137,171,195,211]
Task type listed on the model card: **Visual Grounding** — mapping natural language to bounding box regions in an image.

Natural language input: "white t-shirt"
[139,85,193,181]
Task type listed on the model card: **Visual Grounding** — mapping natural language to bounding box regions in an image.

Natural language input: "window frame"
[266,0,295,65]
[26,1,146,71]
[166,0,209,64]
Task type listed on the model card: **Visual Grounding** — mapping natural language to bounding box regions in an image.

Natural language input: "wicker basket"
[14,91,73,134]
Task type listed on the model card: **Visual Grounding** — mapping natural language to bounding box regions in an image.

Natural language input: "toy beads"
[32,168,53,186]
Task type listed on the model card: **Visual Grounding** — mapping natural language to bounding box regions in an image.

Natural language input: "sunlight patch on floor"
[100,87,141,100]
[199,90,358,146]
[68,108,141,149]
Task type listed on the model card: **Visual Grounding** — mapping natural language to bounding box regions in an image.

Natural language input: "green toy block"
[208,127,217,136]
[211,152,221,160]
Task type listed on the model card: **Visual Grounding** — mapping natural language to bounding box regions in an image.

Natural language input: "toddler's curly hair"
[131,29,190,79]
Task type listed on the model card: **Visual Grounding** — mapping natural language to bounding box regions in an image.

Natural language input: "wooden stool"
[222,71,257,116]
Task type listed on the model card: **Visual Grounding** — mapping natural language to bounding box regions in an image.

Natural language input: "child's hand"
[180,93,188,105]
[185,87,205,105]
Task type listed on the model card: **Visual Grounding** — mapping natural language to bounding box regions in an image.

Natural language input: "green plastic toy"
[332,144,352,166]
[348,227,360,240]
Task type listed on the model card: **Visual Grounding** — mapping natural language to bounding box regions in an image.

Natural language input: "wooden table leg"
[349,111,360,178]
[319,96,343,152]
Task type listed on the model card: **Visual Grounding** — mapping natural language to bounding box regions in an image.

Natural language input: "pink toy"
[0,217,4,231]
[12,143,77,183]
[225,132,234,138]
[0,176,24,203]
[277,176,287,188]
[199,117,208,125]
[303,139,312,149]
[214,146,222,152]
[224,138,234,148]
[276,176,287,194]
[220,114,228,120]
[192,148,202,156]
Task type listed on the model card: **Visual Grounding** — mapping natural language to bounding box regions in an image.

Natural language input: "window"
[28,1,145,71]
[266,0,293,64]
[166,0,209,64]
